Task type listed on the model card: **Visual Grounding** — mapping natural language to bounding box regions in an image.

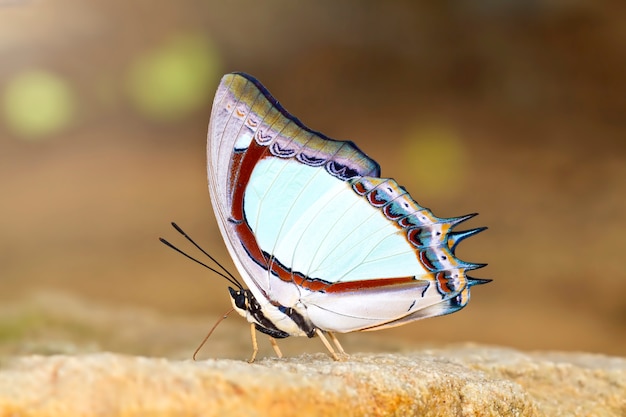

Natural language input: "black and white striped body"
[228,287,316,339]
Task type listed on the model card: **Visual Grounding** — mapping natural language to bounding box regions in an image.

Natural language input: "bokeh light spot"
[126,34,221,122]
[2,70,75,140]
[403,125,466,195]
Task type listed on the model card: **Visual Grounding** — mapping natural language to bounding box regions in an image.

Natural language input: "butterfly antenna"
[193,307,235,361]
[169,222,239,283]
[159,229,243,289]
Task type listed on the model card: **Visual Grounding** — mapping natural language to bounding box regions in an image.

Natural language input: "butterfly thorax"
[228,287,316,339]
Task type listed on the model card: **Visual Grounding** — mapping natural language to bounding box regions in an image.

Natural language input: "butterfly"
[166,72,489,362]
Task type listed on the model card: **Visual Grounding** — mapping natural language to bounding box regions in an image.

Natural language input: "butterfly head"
[228,286,250,318]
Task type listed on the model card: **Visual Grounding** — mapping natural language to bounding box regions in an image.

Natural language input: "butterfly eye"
[229,287,247,310]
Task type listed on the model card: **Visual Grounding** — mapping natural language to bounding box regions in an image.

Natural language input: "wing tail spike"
[458,260,487,271]
[446,212,478,228]
[448,226,488,252]
[467,276,493,287]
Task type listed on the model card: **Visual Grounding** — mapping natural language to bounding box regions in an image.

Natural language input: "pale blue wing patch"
[244,158,431,284]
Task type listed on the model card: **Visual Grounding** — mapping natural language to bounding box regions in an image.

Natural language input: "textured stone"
[0,346,624,416]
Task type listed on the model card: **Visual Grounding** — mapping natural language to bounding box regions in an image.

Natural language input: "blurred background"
[0,1,624,359]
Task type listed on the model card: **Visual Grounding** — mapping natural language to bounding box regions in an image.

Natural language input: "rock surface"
[0,346,624,417]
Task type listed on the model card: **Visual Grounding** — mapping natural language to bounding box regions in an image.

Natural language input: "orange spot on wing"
[436,271,452,294]
[352,180,368,195]
[419,251,436,271]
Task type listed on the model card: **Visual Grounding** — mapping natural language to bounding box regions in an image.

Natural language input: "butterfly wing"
[207,73,487,334]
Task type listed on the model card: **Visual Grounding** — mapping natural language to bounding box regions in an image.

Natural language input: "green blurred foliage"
[2,70,75,140]
[403,125,465,195]
[126,34,221,122]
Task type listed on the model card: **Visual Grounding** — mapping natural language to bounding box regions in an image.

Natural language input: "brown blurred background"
[1,1,624,358]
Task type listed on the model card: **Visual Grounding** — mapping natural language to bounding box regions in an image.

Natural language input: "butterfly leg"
[269,337,283,358]
[327,332,348,357]
[248,323,259,363]
[315,329,340,361]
